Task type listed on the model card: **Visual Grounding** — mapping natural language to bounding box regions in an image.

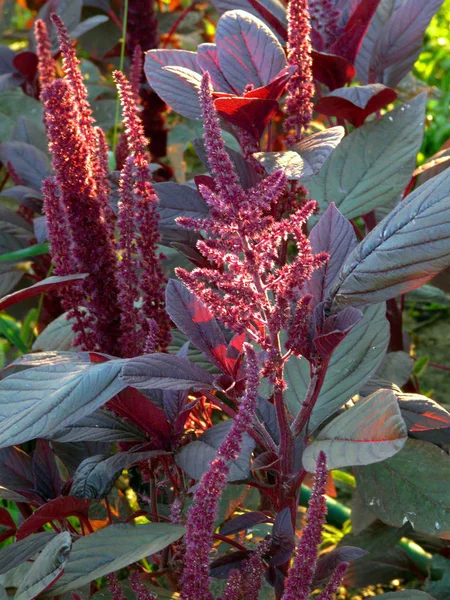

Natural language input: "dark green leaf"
[284,303,389,431]
[176,420,255,482]
[47,523,185,595]
[0,243,50,263]
[355,439,450,537]
[303,389,407,471]
[332,167,450,307]
[15,532,72,600]
[49,409,146,443]
[0,359,126,448]
[306,94,426,219]
[0,532,55,575]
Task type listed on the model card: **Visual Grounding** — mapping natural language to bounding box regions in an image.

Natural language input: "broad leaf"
[32,311,77,352]
[369,0,444,87]
[304,203,357,306]
[379,593,437,600]
[0,141,50,190]
[284,303,389,431]
[329,0,382,65]
[32,440,62,501]
[16,498,91,541]
[397,393,450,444]
[49,409,146,443]
[0,274,88,312]
[376,351,413,387]
[313,546,368,586]
[210,0,287,38]
[0,359,126,448]
[355,439,450,538]
[315,84,397,127]
[0,532,55,575]
[153,182,209,234]
[144,50,202,120]
[215,10,286,93]
[120,353,215,390]
[176,420,255,482]
[71,450,164,499]
[166,280,229,372]
[306,94,426,219]
[254,127,344,180]
[197,44,236,92]
[15,533,71,600]
[47,523,185,595]
[302,390,407,471]
[332,167,450,307]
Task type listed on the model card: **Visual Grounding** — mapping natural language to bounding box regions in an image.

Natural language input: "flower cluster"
[36,16,170,356]
[284,0,315,143]
[177,72,326,356]
[181,344,260,600]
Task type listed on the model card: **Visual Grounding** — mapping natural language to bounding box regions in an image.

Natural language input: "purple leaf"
[120,353,215,391]
[0,141,51,190]
[209,0,287,42]
[315,84,397,127]
[305,203,357,306]
[312,50,356,90]
[332,166,450,308]
[0,532,56,575]
[270,507,295,566]
[0,273,88,312]
[397,393,450,444]
[0,446,35,499]
[330,0,382,65]
[314,306,363,359]
[216,10,286,93]
[369,0,444,88]
[196,44,236,93]
[313,546,368,586]
[166,280,230,372]
[32,440,62,501]
[220,511,271,536]
[210,550,250,578]
[144,50,202,120]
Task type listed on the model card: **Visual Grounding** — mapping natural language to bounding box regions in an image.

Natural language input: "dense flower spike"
[130,44,144,102]
[114,70,170,350]
[129,572,157,600]
[116,156,141,357]
[281,451,328,600]
[315,562,348,600]
[284,0,315,143]
[41,79,122,355]
[106,573,126,600]
[181,345,260,600]
[50,13,96,149]
[34,20,55,92]
[219,538,271,600]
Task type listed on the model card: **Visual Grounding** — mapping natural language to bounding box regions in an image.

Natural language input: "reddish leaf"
[32,440,63,501]
[330,0,382,65]
[246,0,287,40]
[312,51,356,90]
[0,273,88,312]
[0,507,15,530]
[197,44,236,93]
[16,496,92,540]
[13,52,38,83]
[246,65,296,100]
[215,96,278,137]
[166,280,230,373]
[315,84,397,127]
[108,387,172,443]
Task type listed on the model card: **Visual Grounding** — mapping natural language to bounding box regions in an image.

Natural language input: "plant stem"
[112,0,129,154]
[291,358,329,437]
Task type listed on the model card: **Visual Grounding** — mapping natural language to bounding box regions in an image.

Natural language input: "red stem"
[291,358,329,437]
[162,2,198,49]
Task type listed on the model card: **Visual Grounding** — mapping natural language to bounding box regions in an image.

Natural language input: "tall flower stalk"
[181,344,260,600]
[284,0,315,143]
